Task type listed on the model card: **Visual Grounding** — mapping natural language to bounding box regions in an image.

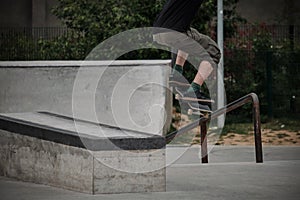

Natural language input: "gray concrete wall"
[0,129,166,194]
[0,129,94,193]
[0,60,172,135]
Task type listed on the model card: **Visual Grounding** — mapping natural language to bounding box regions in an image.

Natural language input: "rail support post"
[200,120,208,163]
[252,94,263,163]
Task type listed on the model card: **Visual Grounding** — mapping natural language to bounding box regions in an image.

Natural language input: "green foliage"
[224,23,300,119]
[38,31,90,60]
[53,0,163,37]
[46,0,165,59]
[1,0,243,60]
[42,0,243,60]
[192,0,246,36]
[0,31,37,60]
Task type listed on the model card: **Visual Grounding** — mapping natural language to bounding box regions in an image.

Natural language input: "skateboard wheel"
[175,94,180,100]
[187,109,193,115]
[203,112,209,118]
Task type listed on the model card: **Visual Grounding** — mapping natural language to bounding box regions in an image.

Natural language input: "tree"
[193,0,245,37]
[51,0,163,51]
[40,0,244,59]
[45,0,243,60]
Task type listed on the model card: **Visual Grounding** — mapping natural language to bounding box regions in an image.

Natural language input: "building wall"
[0,0,32,27]
[32,0,61,27]
[0,0,299,27]
[236,0,300,25]
[0,0,61,27]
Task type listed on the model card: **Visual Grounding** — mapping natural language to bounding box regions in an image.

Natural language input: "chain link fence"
[224,24,300,119]
[0,27,70,60]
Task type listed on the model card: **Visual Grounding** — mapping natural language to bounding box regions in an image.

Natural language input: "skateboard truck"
[187,109,210,118]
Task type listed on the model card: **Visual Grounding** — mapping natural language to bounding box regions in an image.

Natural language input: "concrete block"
[0,129,94,193]
[92,150,166,194]
[0,112,166,194]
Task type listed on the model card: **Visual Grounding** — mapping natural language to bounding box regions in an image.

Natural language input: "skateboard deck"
[169,81,213,116]
[171,87,212,116]
[186,102,211,117]
[174,86,214,104]
[169,80,190,88]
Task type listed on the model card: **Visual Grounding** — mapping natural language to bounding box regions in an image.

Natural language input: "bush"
[224,23,300,119]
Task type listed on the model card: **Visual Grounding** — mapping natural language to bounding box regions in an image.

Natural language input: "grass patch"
[263,118,300,132]
[222,123,252,135]
[167,108,300,144]
[221,114,300,136]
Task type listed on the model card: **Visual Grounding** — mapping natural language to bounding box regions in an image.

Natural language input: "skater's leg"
[193,60,213,86]
[176,50,188,67]
[186,60,213,93]
[173,50,188,74]
[182,60,214,106]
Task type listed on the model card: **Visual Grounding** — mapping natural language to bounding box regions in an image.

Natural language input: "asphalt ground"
[1,145,299,200]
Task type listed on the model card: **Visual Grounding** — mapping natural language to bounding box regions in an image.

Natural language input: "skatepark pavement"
[1,145,299,200]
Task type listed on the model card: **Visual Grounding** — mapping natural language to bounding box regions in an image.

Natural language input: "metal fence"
[236,24,300,46]
[224,25,300,118]
[0,25,299,60]
[0,27,71,60]
[0,27,69,40]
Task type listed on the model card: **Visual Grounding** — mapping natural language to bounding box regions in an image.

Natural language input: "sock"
[172,64,183,75]
[187,82,201,93]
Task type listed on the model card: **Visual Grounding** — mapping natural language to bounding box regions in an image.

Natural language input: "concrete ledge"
[0,60,172,135]
[0,112,165,151]
[0,112,166,194]
[0,60,171,68]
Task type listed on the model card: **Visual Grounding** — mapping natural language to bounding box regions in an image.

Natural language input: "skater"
[153,0,221,109]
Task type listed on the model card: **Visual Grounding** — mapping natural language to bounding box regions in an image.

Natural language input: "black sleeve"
[154,0,204,33]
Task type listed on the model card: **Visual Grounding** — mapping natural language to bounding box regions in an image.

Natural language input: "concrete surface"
[0,111,165,150]
[0,145,299,200]
[0,60,172,135]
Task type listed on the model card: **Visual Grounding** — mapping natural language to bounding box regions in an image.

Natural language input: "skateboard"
[186,102,212,117]
[174,86,214,104]
[171,85,213,116]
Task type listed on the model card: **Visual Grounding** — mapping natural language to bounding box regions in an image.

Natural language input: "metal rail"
[166,93,263,163]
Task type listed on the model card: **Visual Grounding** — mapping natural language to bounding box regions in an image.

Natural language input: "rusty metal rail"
[166,93,263,163]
